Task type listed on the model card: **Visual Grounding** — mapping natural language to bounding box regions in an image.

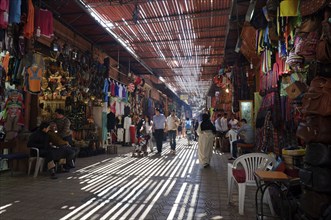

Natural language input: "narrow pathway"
[0,139,258,220]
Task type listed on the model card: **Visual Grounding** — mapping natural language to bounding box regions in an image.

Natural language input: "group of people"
[28,106,255,178]
[140,108,195,156]
[27,109,79,179]
[197,111,255,168]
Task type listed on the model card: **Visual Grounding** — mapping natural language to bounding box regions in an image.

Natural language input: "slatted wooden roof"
[41,0,249,108]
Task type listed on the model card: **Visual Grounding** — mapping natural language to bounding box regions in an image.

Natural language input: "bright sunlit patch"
[211,216,224,219]
[0,203,12,210]
[58,143,204,219]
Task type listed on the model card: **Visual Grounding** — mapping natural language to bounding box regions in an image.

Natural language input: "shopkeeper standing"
[152,108,166,155]
[54,108,73,146]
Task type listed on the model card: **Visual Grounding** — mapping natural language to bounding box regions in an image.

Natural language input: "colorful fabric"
[9,0,21,24]
[34,8,54,38]
[23,0,34,39]
[25,66,43,94]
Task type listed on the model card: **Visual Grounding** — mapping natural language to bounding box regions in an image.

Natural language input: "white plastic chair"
[227,153,276,215]
[28,148,45,178]
[226,129,237,157]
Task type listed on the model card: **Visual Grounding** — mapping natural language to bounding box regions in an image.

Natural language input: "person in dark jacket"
[197,113,216,168]
[27,122,74,179]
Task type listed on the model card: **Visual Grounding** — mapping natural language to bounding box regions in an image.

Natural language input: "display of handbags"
[299,165,331,193]
[299,189,331,219]
[296,115,331,144]
[304,143,331,167]
[302,76,331,116]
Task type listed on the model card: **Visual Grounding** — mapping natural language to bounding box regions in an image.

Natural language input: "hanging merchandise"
[0,0,9,29]
[250,8,268,30]
[280,0,299,17]
[285,81,308,99]
[1,90,24,141]
[34,8,54,38]
[266,0,279,16]
[316,14,331,63]
[9,0,21,24]
[295,31,320,61]
[302,76,331,116]
[300,0,327,17]
[296,115,331,144]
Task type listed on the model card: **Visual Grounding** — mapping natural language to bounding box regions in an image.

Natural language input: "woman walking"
[142,115,154,152]
[197,113,216,168]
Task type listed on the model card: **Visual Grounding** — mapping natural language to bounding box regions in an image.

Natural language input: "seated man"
[229,119,254,160]
[27,122,75,179]
[54,108,73,146]
[48,122,79,168]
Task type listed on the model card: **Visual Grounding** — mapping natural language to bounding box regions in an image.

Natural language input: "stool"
[237,143,255,156]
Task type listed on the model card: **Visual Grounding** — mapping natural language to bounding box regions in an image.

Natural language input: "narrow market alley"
[0,140,258,220]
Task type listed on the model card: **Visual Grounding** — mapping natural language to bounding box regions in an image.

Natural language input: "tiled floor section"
[0,139,265,220]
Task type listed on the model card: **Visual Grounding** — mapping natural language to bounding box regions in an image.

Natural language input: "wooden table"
[254,171,290,220]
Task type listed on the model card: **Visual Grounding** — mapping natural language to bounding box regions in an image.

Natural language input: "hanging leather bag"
[304,143,331,167]
[295,31,320,60]
[316,35,331,64]
[316,18,331,64]
[302,77,331,116]
[299,165,331,193]
[296,115,331,144]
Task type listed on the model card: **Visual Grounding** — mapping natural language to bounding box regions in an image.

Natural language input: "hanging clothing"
[117,128,124,142]
[118,84,123,98]
[34,8,53,38]
[0,0,9,29]
[115,101,120,116]
[103,78,111,102]
[110,81,115,96]
[4,115,20,141]
[107,111,116,131]
[25,65,43,94]
[9,0,21,24]
[123,116,131,143]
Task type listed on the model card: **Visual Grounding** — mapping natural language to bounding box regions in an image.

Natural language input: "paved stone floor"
[0,139,265,220]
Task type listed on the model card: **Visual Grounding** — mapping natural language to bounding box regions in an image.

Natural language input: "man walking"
[166,110,180,154]
[214,113,222,149]
[152,108,167,155]
[219,112,229,151]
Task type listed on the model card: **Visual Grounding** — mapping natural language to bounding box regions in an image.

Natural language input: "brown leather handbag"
[316,19,331,64]
[302,77,331,116]
[316,36,331,64]
[296,115,331,144]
